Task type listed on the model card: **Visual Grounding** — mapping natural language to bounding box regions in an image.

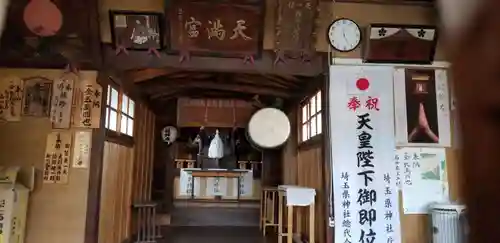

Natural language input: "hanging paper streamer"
[208,129,224,159]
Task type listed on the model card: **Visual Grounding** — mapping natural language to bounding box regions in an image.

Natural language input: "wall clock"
[327,18,361,52]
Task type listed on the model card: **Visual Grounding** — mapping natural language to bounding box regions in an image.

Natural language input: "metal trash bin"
[430,203,466,243]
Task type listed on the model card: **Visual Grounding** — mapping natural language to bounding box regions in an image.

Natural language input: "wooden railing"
[175,159,262,171]
[132,202,162,243]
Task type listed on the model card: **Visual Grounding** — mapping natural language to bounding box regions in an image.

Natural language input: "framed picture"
[394,68,451,147]
[109,10,164,50]
[22,76,53,117]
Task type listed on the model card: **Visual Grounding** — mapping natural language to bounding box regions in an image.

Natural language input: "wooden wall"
[0,69,97,243]
[282,108,328,243]
[98,142,134,243]
[98,0,441,59]
[98,102,156,242]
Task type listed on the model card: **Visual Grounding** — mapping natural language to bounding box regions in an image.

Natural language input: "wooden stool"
[260,187,280,235]
[277,185,316,243]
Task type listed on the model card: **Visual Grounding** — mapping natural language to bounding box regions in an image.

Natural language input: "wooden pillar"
[442,0,500,242]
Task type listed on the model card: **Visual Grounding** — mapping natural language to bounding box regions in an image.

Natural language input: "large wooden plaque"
[168,1,264,58]
[275,0,319,55]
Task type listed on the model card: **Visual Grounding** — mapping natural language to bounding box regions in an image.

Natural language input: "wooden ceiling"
[128,68,308,102]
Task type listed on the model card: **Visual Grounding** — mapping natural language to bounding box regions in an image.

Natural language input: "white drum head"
[248,108,290,149]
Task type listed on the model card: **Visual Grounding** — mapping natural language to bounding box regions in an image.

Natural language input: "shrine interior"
[0,0,471,243]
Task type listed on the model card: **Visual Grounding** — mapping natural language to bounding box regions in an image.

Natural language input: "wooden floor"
[162,226,276,243]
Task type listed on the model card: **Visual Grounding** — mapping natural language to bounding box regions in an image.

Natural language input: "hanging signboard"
[51,74,75,129]
[0,77,23,122]
[72,78,102,128]
[43,131,73,184]
[395,147,449,214]
[274,0,318,57]
[330,66,401,243]
[394,68,451,147]
[168,1,264,57]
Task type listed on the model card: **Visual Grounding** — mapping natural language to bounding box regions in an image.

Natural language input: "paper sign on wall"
[72,130,92,168]
[51,74,75,129]
[0,77,23,122]
[43,131,73,184]
[395,147,449,214]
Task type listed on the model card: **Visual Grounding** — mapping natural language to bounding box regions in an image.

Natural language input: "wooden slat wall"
[131,103,156,230]
[132,103,156,202]
[98,142,135,243]
[98,103,156,243]
[282,110,298,185]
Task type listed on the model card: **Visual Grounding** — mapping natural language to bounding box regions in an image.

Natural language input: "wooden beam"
[126,68,178,83]
[84,72,108,243]
[103,45,325,77]
[148,80,297,99]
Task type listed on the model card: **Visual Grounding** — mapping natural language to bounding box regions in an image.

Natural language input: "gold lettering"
[206,19,226,40]
[229,20,252,41]
[292,9,302,42]
[184,17,202,38]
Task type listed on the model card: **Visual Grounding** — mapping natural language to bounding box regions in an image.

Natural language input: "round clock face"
[328,18,361,52]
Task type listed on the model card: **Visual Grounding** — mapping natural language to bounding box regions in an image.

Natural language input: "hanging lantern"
[161,126,178,145]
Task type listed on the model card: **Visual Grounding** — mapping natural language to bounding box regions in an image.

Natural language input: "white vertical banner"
[330,65,401,243]
[179,169,201,197]
[394,68,451,147]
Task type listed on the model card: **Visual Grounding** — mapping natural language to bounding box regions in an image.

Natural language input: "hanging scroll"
[394,68,451,147]
[72,78,102,128]
[43,131,73,184]
[72,130,92,168]
[330,66,401,243]
[22,76,52,117]
[50,74,75,129]
[0,77,23,121]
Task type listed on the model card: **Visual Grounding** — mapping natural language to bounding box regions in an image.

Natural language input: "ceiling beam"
[148,80,297,99]
[103,45,325,77]
[126,68,178,83]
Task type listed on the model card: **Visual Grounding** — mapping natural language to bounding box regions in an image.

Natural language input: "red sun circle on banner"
[356,78,370,91]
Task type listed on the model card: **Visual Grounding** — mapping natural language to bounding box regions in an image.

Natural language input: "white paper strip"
[72,130,92,168]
